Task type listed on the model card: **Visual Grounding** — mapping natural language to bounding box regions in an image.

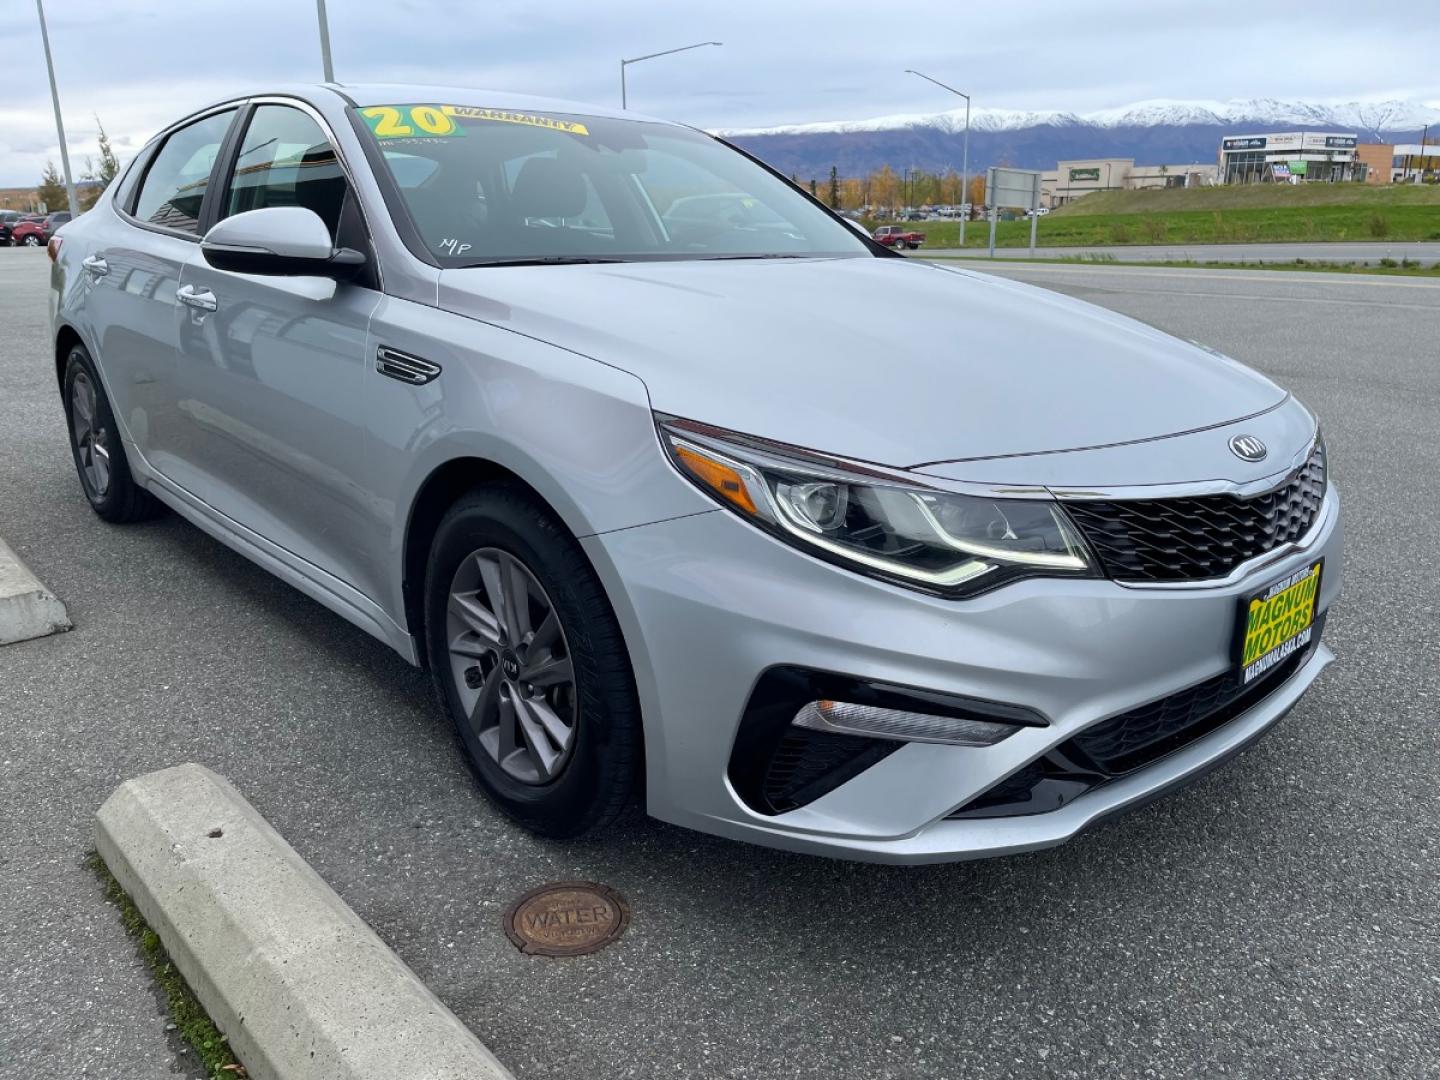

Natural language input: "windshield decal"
[361,105,465,139]
[440,106,590,136]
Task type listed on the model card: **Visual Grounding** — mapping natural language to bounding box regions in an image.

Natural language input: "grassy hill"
[872,183,1440,248]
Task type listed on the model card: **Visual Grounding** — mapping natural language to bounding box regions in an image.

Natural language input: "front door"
[86,107,237,474]
[172,102,384,600]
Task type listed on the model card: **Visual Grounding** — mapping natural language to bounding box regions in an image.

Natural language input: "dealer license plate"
[1237,560,1323,686]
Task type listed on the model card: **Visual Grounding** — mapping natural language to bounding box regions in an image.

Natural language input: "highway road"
[3,249,1438,1079]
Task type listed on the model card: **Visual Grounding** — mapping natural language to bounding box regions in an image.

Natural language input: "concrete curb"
[95,763,515,1080]
[0,536,69,645]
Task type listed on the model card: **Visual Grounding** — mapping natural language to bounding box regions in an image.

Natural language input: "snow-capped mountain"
[718,98,1440,138]
[717,98,1440,178]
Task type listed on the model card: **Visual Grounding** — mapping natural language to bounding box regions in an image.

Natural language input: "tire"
[424,483,642,838]
[62,345,164,523]
[21,234,42,247]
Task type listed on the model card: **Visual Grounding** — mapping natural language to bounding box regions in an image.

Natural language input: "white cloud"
[2,0,1436,185]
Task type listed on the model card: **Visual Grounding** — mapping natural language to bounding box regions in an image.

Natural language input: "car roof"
[184,83,676,128]
[338,83,662,123]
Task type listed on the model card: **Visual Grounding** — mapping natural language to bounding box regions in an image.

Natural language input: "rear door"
[83,106,238,475]
[172,100,384,600]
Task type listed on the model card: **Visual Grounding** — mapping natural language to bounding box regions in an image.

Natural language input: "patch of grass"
[868,183,1440,248]
[1047,182,1440,215]
[87,852,246,1079]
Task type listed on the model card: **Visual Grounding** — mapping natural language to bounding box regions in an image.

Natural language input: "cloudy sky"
[3,0,1438,185]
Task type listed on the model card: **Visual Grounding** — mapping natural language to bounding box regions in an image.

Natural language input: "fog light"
[792,699,1019,747]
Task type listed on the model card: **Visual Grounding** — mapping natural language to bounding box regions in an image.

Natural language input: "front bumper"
[582,487,1342,864]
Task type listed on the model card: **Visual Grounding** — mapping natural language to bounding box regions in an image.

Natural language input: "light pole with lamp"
[621,41,722,110]
[906,69,970,245]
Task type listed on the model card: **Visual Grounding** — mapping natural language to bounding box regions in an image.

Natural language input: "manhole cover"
[504,881,629,956]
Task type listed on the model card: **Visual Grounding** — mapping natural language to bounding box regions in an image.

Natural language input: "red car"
[10,211,70,247]
[871,225,925,250]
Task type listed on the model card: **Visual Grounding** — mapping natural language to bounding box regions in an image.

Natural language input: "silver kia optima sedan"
[48,85,1340,862]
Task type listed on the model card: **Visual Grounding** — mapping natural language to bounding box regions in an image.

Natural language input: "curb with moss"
[87,851,246,1079]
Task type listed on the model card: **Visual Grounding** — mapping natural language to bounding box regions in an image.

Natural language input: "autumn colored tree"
[939,170,963,205]
[37,161,68,212]
[870,165,899,213]
[966,174,985,213]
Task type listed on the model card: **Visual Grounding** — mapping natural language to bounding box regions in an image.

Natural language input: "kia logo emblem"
[1229,434,1267,462]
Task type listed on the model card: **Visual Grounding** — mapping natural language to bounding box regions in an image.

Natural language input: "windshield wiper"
[458,256,627,267]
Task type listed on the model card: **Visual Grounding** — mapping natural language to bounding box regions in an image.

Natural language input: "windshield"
[354,103,871,266]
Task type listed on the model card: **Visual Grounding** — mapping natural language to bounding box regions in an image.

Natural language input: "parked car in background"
[872,225,925,250]
[12,211,75,247]
[0,210,23,245]
[10,218,48,246]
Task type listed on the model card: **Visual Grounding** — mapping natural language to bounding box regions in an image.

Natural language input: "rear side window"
[133,109,237,234]
[223,105,347,241]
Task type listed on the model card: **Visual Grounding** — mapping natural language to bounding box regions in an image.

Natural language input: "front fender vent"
[376,346,441,385]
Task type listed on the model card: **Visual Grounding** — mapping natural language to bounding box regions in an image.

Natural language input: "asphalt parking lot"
[2,247,1438,1079]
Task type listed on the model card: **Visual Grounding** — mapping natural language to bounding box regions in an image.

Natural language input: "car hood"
[436,257,1287,466]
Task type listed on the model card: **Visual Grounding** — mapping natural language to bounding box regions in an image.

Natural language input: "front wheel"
[424,484,642,838]
[21,234,42,247]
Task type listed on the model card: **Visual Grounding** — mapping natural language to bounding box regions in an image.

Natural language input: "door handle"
[176,284,217,312]
[81,254,109,276]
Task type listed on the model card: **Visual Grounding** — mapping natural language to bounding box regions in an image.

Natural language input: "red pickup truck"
[871,225,925,250]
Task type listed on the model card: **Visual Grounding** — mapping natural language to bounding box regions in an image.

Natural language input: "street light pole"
[620,41,722,110]
[906,69,970,246]
[34,0,78,215]
[316,0,335,82]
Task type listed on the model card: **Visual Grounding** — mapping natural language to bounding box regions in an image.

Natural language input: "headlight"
[658,416,1097,597]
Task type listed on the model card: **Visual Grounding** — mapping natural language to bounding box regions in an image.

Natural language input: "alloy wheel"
[70,371,111,498]
[446,547,578,785]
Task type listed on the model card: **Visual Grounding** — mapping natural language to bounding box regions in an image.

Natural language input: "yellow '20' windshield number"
[361,105,461,139]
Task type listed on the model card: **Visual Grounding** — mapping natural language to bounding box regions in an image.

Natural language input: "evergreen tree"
[37,161,68,213]
[81,118,122,209]
[827,165,840,209]
[808,178,818,197]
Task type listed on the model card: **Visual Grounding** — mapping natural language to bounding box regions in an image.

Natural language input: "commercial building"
[1354,142,1440,184]
[1041,158,1219,207]
[1218,132,1357,184]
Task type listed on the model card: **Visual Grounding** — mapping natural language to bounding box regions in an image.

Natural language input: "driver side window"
[223,105,348,241]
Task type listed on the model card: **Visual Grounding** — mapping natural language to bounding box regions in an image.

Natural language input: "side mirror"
[201,206,365,279]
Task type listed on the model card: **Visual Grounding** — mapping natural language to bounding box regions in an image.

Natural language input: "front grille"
[1063,440,1326,583]
[1065,612,1325,775]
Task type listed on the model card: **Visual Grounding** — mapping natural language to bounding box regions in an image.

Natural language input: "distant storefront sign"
[1288,160,1309,175]
[1223,136,1267,151]
[1271,163,1291,179]
[1322,135,1356,149]
[1068,167,1101,181]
